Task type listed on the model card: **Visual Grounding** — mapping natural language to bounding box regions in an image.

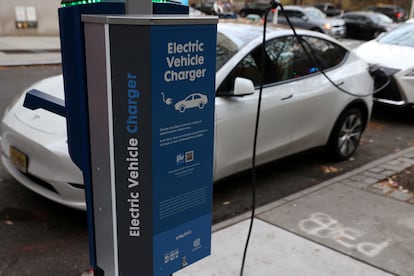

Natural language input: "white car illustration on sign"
[174,93,208,113]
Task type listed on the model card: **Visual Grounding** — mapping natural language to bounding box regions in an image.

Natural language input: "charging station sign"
[84,16,217,276]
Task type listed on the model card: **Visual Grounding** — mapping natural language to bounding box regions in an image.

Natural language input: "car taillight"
[396,12,403,19]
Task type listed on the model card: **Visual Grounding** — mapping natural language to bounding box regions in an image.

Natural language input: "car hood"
[13,74,66,135]
[354,40,414,70]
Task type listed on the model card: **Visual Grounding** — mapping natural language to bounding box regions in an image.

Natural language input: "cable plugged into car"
[240,0,387,275]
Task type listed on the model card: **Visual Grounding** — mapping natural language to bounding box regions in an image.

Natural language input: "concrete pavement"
[2,36,414,276]
[0,36,61,67]
[176,146,414,276]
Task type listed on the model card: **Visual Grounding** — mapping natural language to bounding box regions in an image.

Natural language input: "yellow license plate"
[9,146,28,173]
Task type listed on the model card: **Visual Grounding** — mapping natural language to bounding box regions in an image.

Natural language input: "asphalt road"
[0,65,413,275]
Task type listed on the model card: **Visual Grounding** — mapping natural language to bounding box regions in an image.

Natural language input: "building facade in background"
[0,0,60,36]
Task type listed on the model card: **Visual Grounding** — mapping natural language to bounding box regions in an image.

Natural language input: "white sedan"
[0,22,374,210]
[354,19,414,106]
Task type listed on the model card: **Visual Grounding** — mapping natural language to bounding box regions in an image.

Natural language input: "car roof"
[217,20,291,46]
[344,11,378,17]
[217,20,339,47]
[282,5,317,10]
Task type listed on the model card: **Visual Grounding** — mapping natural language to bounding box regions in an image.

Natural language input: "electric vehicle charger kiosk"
[82,15,217,276]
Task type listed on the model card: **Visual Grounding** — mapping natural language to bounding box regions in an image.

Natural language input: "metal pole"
[125,0,152,14]
[411,0,414,18]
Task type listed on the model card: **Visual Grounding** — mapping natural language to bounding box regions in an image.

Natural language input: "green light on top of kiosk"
[152,0,186,3]
[61,0,103,7]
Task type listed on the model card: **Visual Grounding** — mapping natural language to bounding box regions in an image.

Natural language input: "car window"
[265,36,315,81]
[284,10,302,19]
[301,36,348,70]
[372,13,393,24]
[358,15,370,23]
[217,35,348,95]
[304,7,326,19]
[378,23,414,47]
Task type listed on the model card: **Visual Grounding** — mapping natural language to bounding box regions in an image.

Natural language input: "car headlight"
[323,23,332,30]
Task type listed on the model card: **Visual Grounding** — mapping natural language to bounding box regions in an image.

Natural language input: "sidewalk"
[2,36,414,276]
[0,36,61,67]
[176,146,414,276]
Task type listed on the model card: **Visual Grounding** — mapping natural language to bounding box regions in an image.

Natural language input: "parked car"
[194,0,216,15]
[366,5,407,22]
[341,11,397,40]
[0,22,374,210]
[354,19,414,107]
[314,2,343,17]
[239,0,271,17]
[272,5,346,38]
[195,0,236,18]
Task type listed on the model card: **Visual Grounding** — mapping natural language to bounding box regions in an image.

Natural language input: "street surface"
[0,59,413,274]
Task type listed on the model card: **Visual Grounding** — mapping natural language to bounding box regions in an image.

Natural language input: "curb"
[213,146,414,232]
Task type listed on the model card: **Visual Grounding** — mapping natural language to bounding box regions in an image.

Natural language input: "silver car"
[272,5,346,38]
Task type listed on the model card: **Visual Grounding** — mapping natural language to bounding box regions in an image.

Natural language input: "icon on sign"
[185,151,194,163]
[161,92,173,105]
[174,93,208,113]
[176,153,184,165]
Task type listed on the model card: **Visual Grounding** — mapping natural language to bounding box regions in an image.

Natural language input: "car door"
[214,36,297,180]
[286,35,351,154]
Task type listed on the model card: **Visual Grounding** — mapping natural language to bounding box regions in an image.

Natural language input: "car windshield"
[216,24,264,70]
[371,13,393,24]
[304,7,327,19]
[378,22,414,47]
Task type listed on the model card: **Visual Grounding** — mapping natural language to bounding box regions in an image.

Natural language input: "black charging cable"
[239,1,278,275]
[239,1,389,275]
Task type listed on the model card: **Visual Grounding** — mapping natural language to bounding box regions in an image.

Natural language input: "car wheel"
[179,105,186,113]
[328,108,364,160]
[198,102,205,109]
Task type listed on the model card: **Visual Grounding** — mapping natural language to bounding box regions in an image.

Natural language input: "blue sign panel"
[151,24,216,274]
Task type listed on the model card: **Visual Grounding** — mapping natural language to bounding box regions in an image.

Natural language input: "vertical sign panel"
[109,24,154,276]
[151,24,216,275]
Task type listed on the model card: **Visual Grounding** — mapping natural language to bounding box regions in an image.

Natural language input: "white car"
[0,22,374,210]
[354,19,414,107]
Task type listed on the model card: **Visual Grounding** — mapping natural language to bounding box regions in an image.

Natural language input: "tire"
[328,108,364,160]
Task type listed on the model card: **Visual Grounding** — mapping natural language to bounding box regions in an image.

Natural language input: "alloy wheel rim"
[338,114,362,157]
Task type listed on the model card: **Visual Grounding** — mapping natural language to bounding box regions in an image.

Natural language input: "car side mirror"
[233,77,255,96]
[302,15,308,21]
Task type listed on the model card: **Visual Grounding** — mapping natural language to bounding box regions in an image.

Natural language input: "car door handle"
[281,94,293,100]
[336,81,345,86]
